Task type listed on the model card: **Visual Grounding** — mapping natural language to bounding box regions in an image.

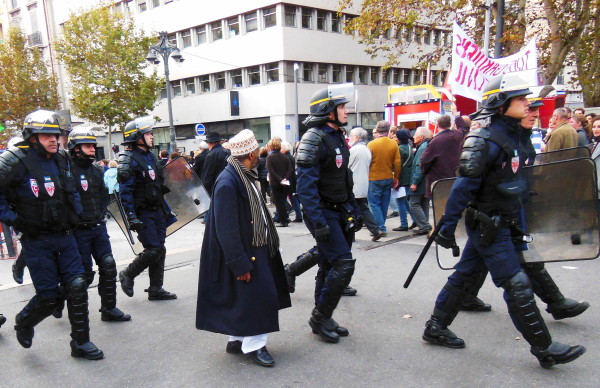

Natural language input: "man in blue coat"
[408,127,432,235]
[196,129,291,367]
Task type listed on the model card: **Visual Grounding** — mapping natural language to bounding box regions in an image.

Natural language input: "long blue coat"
[196,164,291,336]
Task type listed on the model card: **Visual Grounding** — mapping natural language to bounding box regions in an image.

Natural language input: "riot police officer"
[427,74,585,368]
[67,129,131,321]
[296,87,362,343]
[117,117,177,301]
[0,110,103,359]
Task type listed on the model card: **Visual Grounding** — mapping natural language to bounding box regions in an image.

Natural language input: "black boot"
[531,342,586,369]
[119,248,161,297]
[309,308,340,343]
[460,295,492,312]
[285,247,320,293]
[331,317,349,336]
[342,286,357,296]
[12,262,24,284]
[67,276,103,360]
[422,315,465,348]
[98,256,131,321]
[146,249,177,301]
[523,261,590,320]
[422,282,467,348]
[0,314,6,327]
[460,269,491,311]
[14,296,58,348]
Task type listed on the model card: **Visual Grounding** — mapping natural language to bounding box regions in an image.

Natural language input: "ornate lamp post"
[146,31,184,152]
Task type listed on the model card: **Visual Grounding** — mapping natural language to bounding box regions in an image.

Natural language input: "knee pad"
[67,276,89,302]
[502,270,534,304]
[332,259,355,285]
[146,248,162,263]
[97,255,117,276]
[84,271,96,286]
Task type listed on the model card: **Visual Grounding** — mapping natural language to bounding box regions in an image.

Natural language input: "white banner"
[451,22,538,101]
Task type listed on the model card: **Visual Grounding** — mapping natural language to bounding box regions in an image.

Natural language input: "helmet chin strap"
[326,108,347,128]
[29,135,53,158]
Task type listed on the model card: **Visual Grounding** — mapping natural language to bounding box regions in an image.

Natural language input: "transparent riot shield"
[108,156,210,254]
[533,146,591,165]
[431,158,599,270]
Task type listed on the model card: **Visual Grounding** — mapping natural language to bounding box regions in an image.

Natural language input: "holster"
[321,201,355,232]
[464,204,500,247]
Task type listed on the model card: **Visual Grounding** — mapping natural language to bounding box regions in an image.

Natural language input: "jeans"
[356,197,381,235]
[368,179,393,233]
[396,194,413,228]
[408,194,431,230]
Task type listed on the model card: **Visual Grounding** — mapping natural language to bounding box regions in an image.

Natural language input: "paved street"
[0,217,598,387]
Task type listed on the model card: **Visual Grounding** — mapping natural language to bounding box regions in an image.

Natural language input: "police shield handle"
[403,219,458,288]
[114,192,136,245]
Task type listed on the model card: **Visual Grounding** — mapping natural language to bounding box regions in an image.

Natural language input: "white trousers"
[228,334,268,354]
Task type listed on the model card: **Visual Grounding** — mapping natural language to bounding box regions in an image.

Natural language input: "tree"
[56,4,163,156]
[573,0,600,106]
[338,0,593,88]
[0,28,60,144]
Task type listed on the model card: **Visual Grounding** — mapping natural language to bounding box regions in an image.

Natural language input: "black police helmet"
[481,74,532,110]
[309,88,350,116]
[67,128,98,151]
[22,110,62,140]
[123,116,155,144]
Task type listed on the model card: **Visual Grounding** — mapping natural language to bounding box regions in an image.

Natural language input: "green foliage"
[0,28,60,144]
[56,3,163,133]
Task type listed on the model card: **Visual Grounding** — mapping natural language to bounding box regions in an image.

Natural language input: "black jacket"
[201,144,230,195]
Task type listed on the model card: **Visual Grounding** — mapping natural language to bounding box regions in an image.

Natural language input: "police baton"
[403,219,459,288]
[114,193,136,245]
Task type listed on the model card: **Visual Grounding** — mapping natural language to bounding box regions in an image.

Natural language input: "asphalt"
[0,213,598,387]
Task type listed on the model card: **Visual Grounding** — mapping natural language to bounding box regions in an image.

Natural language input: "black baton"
[403,219,445,289]
[114,193,136,245]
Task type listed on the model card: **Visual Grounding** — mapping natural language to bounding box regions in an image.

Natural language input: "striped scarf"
[227,155,280,256]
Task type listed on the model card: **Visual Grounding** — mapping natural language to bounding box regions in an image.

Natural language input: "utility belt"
[320,200,356,232]
[77,221,104,230]
[464,202,528,247]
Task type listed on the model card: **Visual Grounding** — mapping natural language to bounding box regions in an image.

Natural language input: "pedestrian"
[257,146,271,203]
[117,116,178,301]
[196,129,291,367]
[570,114,590,146]
[546,108,578,151]
[427,74,585,368]
[67,130,131,322]
[349,126,383,240]
[192,141,208,180]
[104,160,119,198]
[420,114,469,200]
[367,120,401,236]
[266,138,293,227]
[201,132,230,195]
[281,141,302,222]
[408,126,433,235]
[392,128,414,231]
[0,110,103,359]
[158,150,169,167]
[296,87,363,343]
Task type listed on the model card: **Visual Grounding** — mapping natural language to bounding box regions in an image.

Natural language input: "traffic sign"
[195,123,205,136]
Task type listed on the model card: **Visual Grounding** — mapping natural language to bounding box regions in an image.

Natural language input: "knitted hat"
[229,129,259,156]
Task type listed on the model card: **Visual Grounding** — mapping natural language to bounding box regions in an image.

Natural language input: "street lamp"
[146,31,185,153]
[293,63,299,138]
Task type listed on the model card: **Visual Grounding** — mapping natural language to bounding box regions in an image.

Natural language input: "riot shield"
[431,158,599,270]
[108,156,210,254]
[533,146,591,165]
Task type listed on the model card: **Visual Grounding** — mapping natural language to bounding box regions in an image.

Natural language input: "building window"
[151,0,160,8]
[227,17,239,37]
[9,0,19,10]
[215,72,226,90]
[263,7,276,28]
[199,75,210,93]
[415,27,423,44]
[331,13,342,33]
[370,67,379,85]
[185,78,195,95]
[405,27,413,42]
[160,87,167,99]
[181,30,192,48]
[167,33,176,46]
[212,21,223,41]
[303,62,313,82]
[413,70,422,84]
[266,62,279,82]
[138,0,147,12]
[424,29,431,45]
[171,80,182,97]
[231,69,242,88]
[382,69,390,85]
[345,66,354,83]
[196,25,207,44]
[317,63,328,82]
[301,8,313,29]
[316,10,327,31]
[332,65,342,83]
[402,69,410,85]
[248,66,261,85]
[357,66,366,84]
[433,29,441,46]
[245,11,258,33]
[284,5,297,27]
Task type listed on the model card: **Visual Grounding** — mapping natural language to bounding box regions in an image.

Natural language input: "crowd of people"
[0,75,593,369]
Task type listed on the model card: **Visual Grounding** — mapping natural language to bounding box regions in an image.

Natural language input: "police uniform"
[296,88,362,343]
[427,75,585,368]
[0,110,103,359]
[68,130,131,321]
[117,117,177,301]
